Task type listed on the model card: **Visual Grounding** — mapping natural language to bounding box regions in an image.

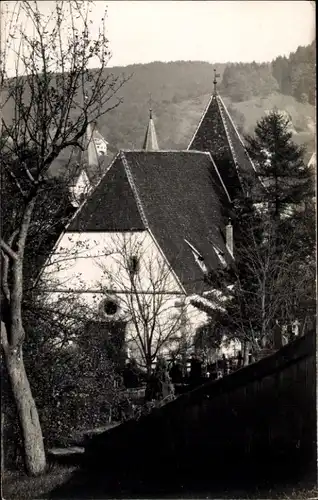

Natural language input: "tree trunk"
[261,285,267,347]
[243,340,250,366]
[1,410,4,472]
[3,344,46,476]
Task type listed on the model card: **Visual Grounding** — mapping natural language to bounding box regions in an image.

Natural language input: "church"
[41,74,259,367]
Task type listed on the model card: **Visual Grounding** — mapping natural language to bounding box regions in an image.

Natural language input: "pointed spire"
[188,77,260,199]
[142,95,159,151]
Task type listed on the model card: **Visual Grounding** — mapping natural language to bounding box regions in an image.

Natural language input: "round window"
[103,300,118,316]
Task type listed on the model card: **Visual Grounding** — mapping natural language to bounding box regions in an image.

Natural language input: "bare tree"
[97,233,191,378]
[195,211,314,361]
[0,0,127,475]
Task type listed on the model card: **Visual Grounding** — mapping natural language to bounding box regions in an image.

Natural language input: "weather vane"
[213,69,220,95]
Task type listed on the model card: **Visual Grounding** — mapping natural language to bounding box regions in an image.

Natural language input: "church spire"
[142,94,159,151]
[187,71,261,200]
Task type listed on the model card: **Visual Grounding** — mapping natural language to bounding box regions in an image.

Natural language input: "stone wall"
[84,330,316,491]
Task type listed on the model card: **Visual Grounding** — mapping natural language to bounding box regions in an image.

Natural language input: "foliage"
[245,110,314,218]
[272,42,315,105]
[221,62,279,102]
[203,111,315,351]
[1,0,128,476]
[2,290,129,468]
[193,318,224,362]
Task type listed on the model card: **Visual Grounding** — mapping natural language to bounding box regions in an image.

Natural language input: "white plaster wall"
[43,231,182,292]
[42,230,208,364]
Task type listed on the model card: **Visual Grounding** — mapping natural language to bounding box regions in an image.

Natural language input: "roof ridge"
[147,228,186,295]
[206,152,232,203]
[216,95,243,184]
[120,151,149,228]
[217,95,258,175]
[217,96,268,193]
[187,94,214,150]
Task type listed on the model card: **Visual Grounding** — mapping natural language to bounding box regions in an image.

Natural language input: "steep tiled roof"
[188,94,261,200]
[142,110,159,151]
[68,155,145,232]
[68,150,232,294]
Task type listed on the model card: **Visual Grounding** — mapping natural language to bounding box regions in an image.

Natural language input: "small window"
[193,252,208,273]
[184,238,208,274]
[128,255,140,276]
[213,245,227,268]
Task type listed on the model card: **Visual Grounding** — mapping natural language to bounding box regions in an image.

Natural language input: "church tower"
[188,69,260,200]
[142,105,159,151]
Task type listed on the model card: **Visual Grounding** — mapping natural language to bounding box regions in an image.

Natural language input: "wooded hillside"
[97,41,315,157]
[2,42,315,170]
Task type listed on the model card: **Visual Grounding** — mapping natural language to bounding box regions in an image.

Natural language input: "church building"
[41,74,259,367]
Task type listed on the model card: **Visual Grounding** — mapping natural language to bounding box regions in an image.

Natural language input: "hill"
[98,62,315,158]
[1,43,315,170]
[97,42,315,157]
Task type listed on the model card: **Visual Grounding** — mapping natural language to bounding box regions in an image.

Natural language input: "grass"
[2,464,317,500]
[1,464,77,500]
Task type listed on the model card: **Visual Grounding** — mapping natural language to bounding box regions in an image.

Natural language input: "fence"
[84,330,316,491]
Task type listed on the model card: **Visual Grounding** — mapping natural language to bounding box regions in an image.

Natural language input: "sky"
[2,1,315,75]
[105,1,315,67]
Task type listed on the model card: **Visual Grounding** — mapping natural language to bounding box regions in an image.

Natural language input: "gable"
[43,230,183,294]
[68,155,145,232]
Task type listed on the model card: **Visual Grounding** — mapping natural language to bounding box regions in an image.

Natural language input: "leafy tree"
[2,289,128,470]
[272,42,315,105]
[271,55,292,95]
[199,202,312,356]
[0,0,127,476]
[221,62,278,102]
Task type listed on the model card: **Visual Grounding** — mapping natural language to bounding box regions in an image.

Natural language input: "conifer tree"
[245,110,314,219]
[204,112,316,352]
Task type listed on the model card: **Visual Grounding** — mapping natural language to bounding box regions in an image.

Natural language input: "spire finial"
[149,92,152,118]
[213,69,220,96]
